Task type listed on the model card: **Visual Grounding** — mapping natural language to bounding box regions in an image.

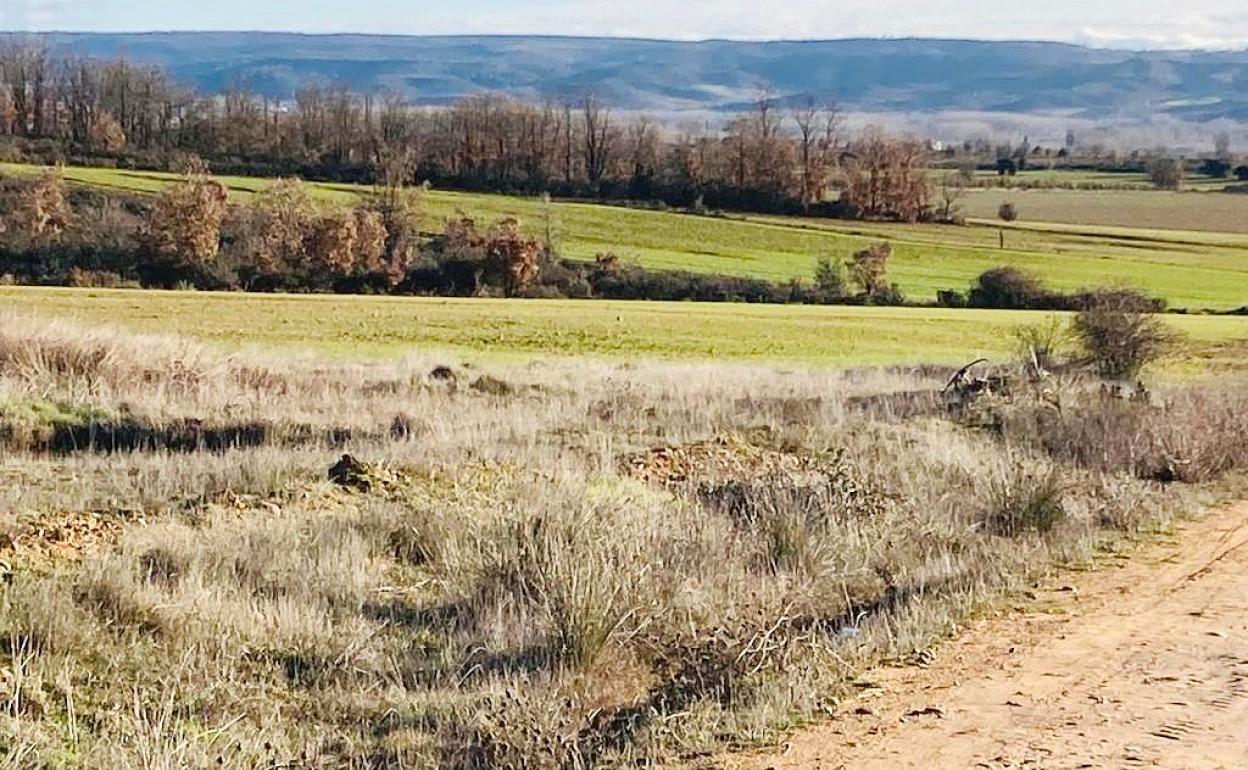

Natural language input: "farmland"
[5,162,1248,310]
[3,287,1246,375]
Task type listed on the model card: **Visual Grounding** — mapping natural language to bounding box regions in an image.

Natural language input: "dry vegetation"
[2,312,1248,768]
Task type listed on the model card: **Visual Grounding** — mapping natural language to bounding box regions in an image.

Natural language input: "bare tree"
[581,94,613,189]
[792,96,841,207]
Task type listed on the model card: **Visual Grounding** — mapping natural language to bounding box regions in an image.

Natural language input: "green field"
[5,163,1248,310]
[4,286,1246,373]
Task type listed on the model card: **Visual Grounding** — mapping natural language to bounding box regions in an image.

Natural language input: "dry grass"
[2,312,1247,768]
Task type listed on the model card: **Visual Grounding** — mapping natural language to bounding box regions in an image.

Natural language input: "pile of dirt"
[626,434,817,488]
[625,434,888,521]
[0,509,136,570]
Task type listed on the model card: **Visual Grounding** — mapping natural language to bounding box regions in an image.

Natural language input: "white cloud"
[0,0,73,29]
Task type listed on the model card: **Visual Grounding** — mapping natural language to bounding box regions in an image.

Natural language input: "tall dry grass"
[1,312,1246,768]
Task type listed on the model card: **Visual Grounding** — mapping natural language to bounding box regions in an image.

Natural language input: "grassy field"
[3,286,1246,373]
[5,304,1248,768]
[957,167,1233,192]
[5,163,1248,310]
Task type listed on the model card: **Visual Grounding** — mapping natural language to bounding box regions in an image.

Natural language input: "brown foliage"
[487,217,542,294]
[9,169,73,243]
[88,111,127,152]
[847,242,893,297]
[840,132,932,222]
[307,210,359,275]
[145,160,228,264]
[249,178,315,272]
[352,207,387,273]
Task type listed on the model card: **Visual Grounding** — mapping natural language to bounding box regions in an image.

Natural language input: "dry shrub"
[1012,316,1073,372]
[6,169,72,243]
[88,111,127,152]
[847,242,892,298]
[248,178,315,273]
[0,312,222,392]
[982,462,1067,536]
[307,209,358,275]
[352,206,388,272]
[998,385,1248,484]
[1074,290,1177,379]
[486,217,542,295]
[478,492,656,668]
[144,160,228,265]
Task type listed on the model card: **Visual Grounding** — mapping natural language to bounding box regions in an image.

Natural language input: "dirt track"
[722,502,1248,770]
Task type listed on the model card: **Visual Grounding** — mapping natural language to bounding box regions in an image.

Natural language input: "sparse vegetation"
[2,311,1247,768]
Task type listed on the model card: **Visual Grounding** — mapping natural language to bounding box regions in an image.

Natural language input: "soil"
[719,502,1248,770]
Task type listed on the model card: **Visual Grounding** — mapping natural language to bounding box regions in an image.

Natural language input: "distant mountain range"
[26,32,1248,121]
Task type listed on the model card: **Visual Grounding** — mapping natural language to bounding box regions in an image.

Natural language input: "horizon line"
[1,29,1244,55]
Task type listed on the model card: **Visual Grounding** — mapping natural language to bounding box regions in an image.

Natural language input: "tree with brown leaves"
[145,160,228,265]
[16,168,73,243]
[847,242,894,298]
[840,132,932,222]
[307,210,359,276]
[486,217,541,295]
[88,110,127,152]
[249,178,316,273]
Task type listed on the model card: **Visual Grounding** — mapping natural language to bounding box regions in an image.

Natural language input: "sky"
[1,0,1246,51]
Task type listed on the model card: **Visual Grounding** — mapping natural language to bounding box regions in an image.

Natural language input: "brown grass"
[1,312,1247,768]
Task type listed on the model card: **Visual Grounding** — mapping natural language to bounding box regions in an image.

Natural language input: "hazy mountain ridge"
[25,32,1248,120]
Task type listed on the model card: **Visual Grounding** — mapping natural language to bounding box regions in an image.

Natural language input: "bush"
[966,267,1067,310]
[983,464,1067,537]
[847,242,893,298]
[813,255,847,296]
[1073,290,1177,379]
[1012,317,1073,371]
[1147,157,1185,190]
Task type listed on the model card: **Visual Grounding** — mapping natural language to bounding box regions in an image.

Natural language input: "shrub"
[1012,316,1073,372]
[983,464,1067,537]
[1073,290,1177,379]
[966,267,1066,310]
[847,242,892,298]
[143,160,229,266]
[1199,158,1231,178]
[1147,157,1185,190]
[247,178,316,273]
[813,255,847,296]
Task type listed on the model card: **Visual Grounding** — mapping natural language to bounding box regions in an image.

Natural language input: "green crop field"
[3,286,1246,374]
[5,162,1248,310]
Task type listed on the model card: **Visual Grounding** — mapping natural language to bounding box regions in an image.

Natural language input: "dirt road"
[722,502,1248,770]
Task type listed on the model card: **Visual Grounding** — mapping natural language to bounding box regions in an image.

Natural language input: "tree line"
[0,39,934,220]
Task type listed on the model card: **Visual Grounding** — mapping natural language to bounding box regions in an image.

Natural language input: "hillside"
[28,32,1248,120]
[7,162,1248,310]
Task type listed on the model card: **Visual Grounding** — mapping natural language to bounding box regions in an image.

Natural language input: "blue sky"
[2,0,1246,50]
